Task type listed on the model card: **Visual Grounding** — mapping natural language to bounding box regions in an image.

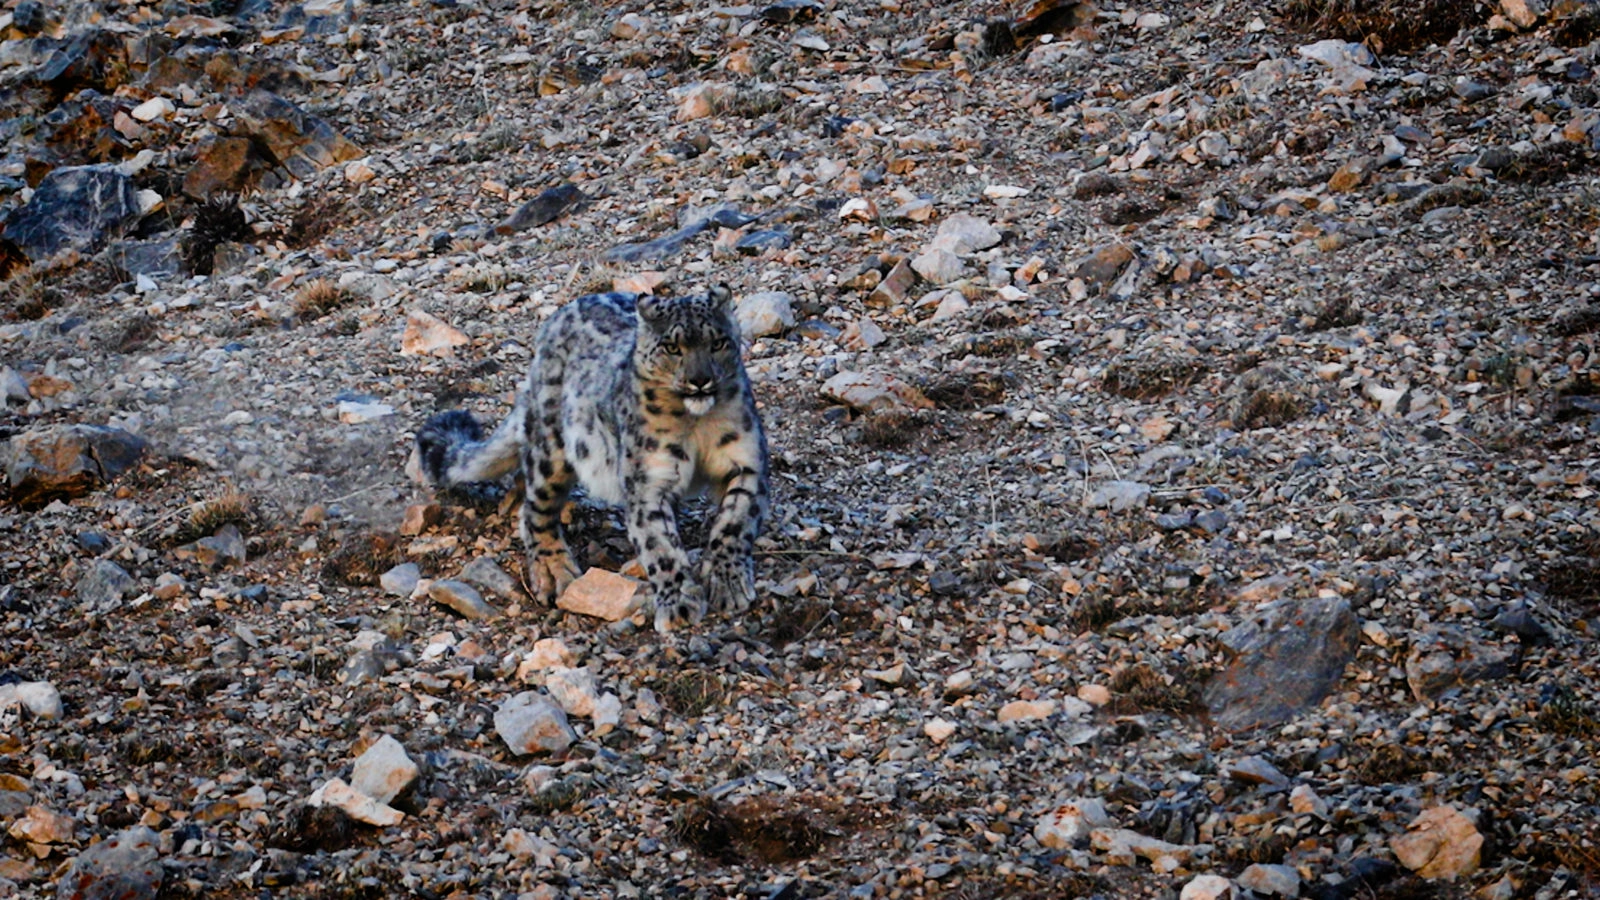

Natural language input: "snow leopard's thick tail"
[415,403,525,490]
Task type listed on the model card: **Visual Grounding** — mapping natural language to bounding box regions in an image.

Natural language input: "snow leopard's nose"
[684,359,717,395]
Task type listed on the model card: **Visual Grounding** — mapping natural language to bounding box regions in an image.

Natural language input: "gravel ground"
[2,0,1599,897]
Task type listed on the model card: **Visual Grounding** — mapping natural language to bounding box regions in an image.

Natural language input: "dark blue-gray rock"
[1453,78,1497,102]
[173,524,247,569]
[76,559,137,612]
[106,238,183,281]
[1194,509,1229,534]
[1154,510,1194,531]
[760,0,821,23]
[1476,146,1515,172]
[379,562,421,597]
[1491,602,1552,646]
[76,532,112,554]
[602,205,758,263]
[495,184,586,234]
[4,424,147,505]
[2,165,144,263]
[32,28,126,91]
[791,319,840,341]
[13,0,49,35]
[1405,624,1514,700]
[428,579,497,620]
[231,90,361,177]
[459,557,523,602]
[56,826,162,900]
[1202,595,1359,731]
[736,229,792,254]
[928,570,964,597]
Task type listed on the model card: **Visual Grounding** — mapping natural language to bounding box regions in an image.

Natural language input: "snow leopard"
[413,286,770,632]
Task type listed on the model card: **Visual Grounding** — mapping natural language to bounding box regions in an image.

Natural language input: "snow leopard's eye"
[662,342,682,356]
[711,336,730,352]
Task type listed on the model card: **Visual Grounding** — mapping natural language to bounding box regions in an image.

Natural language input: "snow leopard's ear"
[708,283,733,310]
[636,293,667,324]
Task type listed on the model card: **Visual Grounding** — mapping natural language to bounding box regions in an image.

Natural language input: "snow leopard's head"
[635,285,742,417]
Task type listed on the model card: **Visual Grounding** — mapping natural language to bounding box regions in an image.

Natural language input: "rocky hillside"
[2,0,1599,896]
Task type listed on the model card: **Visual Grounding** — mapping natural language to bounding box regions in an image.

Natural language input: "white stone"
[379,563,420,597]
[401,310,470,357]
[337,400,394,424]
[735,291,795,338]
[545,666,600,718]
[130,97,174,122]
[1086,480,1151,511]
[495,692,577,756]
[557,568,641,621]
[350,735,418,805]
[911,249,965,285]
[611,12,650,39]
[924,717,956,743]
[927,290,970,322]
[502,827,558,865]
[518,638,577,679]
[1180,874,1235,900]
[821,371,934,415]
[1034,797,1111,849]
[671,81,733,121]
[0,681,63,720]
[929,213,1002,254]
[592,692,622,736]
[982,184,1030,199]
[135,189,163,215]
[308,777,404,826]
[1238,864,1300,897]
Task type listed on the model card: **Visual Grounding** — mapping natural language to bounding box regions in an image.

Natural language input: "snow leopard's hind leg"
[519,367,581,605]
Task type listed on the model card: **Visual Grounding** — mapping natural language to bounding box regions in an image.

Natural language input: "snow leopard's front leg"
[702,428,767,617]
[626,453,704,633]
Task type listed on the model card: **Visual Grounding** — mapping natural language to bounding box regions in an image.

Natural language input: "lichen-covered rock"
[4,423,146,505]
[2,166,145,262]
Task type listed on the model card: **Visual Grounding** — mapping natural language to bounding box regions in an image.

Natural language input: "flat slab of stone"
[557,568,641,621]
[1202,595,1358,732]
[5,424,147,506]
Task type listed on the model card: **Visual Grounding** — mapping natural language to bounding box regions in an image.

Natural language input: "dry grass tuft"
[293,278,358,320]
[171,490,253,544]
[1235,388,1306,430]
[1107,663,1206,715]
[1281,0,1483,52]
[1551,304,1600,338]
[671,795,838,865]
[1102,357,1206,400]
[322,532,403,587]
[858,410,928,448]
[1351,743,1426,785]
[658,669,728,718]
[0,269,57,321]
[922,371,1008,410]
[1309,295,1363,331]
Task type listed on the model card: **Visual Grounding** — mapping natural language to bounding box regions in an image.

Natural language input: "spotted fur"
[413,286,770,632]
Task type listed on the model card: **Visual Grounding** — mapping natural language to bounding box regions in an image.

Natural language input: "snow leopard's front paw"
[527,549,581,605]
[653,580,707,633]
[703,553,755,617]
